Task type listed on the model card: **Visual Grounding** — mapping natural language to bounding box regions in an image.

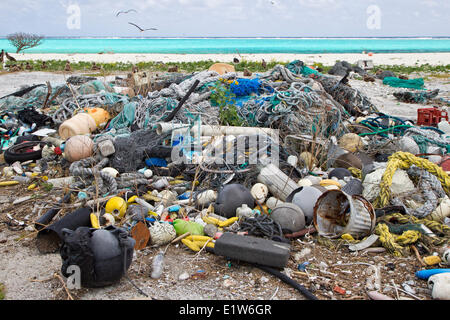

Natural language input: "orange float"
[84,107,111,128]
[208,63,235,75]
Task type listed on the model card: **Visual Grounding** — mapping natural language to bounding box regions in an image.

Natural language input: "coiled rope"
[390,165,446,218]
[239,214,284,239]
[378,212,450,235]
[374,151,450,208]
[375,223,421,257]
[374,212,450,256]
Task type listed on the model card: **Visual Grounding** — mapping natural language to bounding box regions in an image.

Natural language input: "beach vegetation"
[372,63,450,75]
[210,80,244,126]
[2,59,284,74]
[2,59,449,78]
[7,33,44,53]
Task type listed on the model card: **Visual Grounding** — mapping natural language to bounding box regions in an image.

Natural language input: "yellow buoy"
[105,196,127,218]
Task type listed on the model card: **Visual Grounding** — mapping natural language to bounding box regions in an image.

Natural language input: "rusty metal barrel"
[313,189,376,239]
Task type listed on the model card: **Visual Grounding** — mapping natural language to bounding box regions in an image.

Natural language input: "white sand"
[10,52,450,66]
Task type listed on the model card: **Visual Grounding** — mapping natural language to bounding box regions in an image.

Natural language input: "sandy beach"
[10,52,450,66]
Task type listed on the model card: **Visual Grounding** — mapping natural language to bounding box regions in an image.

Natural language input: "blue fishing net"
[285,60,320,77]
[229,78,262,97]
[107,102,136,130]
[78,80,115,95]
[383,77,424,90]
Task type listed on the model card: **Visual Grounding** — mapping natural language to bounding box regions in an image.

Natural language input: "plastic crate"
[417,107,448,126]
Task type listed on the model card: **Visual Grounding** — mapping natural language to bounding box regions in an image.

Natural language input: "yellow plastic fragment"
[202,216,221,225]
[187,235,213,242]
[192,240,215,249]
[127,195,138,203]
[27,183,37,190]
[218,217,239,227]
[169,180,186,185]
[423,255,441,266]
[181,238,201,252]
[0,181,19,186]
[320,179,341,187]
[341,233,355,241]
[90,213,100,229]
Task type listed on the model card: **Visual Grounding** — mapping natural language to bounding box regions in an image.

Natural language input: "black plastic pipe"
[163,79,200,122]
[205,246,318,300]
[255,264,319,300]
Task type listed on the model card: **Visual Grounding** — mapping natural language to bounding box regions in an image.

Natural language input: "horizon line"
[1,36,450,39]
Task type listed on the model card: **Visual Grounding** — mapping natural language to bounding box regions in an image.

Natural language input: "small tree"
[7,32,44,53]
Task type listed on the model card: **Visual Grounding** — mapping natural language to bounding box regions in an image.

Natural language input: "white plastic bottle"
[151,252,165,279]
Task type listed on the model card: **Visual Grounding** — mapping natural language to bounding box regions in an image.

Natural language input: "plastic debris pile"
[0,60,449,300]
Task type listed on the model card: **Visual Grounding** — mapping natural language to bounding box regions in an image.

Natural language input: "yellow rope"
[375,223,421,257]
[348,167,362,179]
[374,152,450,208]
[377,212,450,248]
[378,212,450,235]
[375,224,405,257]
[396,230,421,245]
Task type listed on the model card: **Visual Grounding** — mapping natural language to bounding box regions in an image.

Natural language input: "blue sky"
[1,0,449,37]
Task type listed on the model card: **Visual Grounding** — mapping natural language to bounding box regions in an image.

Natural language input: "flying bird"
[128,22,158,32]
[116,9,137,17]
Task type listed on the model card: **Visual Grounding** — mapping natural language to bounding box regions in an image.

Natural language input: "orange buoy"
[84,108,111,128]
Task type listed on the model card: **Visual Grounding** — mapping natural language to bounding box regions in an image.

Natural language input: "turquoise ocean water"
[0,38,449,54]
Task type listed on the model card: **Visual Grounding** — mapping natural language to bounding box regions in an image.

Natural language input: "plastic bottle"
[134,197,155,212]
[154,204,165,216]
[151,251,165,279]
[236,204,254,218]
[151,177,170,189]
[13,175,30,183]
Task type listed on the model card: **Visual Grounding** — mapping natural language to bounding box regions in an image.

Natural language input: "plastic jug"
[59,113,97,140]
